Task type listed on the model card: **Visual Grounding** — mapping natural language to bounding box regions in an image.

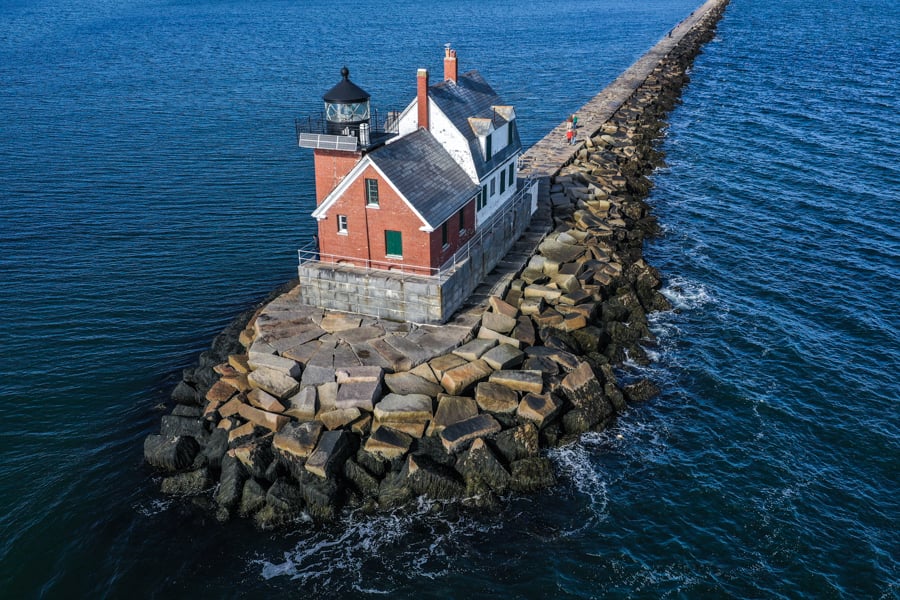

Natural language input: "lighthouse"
[296,67,396,205]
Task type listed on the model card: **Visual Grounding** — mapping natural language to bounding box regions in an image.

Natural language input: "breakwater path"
[143,0,729,527]
[519,0,726,180]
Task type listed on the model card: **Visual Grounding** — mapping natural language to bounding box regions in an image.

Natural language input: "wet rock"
[378,469,414,508]
[456,438,511,494]
[238,478,267,518]
[492,423,539,463]
[406,455,465,500]
[265,477,304,515]
[160,415,208,443]
[215,453,247,514]
[509,457,556,492]
[144,434,200,472]
[171,380,199,406]
[623,378,660,403]
[343,459,381,499]
[202,427,229,470]
[297,471,341,521]
[232,436,274,481]
[160,467,212,496]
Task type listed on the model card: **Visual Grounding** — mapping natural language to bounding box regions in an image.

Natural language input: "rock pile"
[144,3,727,528]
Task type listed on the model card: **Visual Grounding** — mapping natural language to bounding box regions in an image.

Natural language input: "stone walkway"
[518,0,726,181]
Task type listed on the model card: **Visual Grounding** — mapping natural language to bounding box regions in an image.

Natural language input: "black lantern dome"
[323,67,371,134]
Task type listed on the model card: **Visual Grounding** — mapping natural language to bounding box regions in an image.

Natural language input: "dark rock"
[171,380,199,406]
[378,469,414,508]
[355,447,387,478]
[623,379,661,403]
[238,479,267,518]
[171,404,203,418]
[411,434,456,469]
[232,437,274,481]
[215,453,247,513]
[202,427,229,470]
[266,477,304,513]
[297,471,341,521]
[605,383,627,413]
[160,467,212,496]
[509,457,556,492]
[539,421,563,447]
[343,459,381,499]
[144,434,200,472]
[406,455,465,500]
[570,325,607,354]
[490,423,539,464]
[160,415,209,444]
[456,438,511,494]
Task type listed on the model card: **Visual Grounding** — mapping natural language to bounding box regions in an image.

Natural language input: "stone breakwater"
[143,0,728,529]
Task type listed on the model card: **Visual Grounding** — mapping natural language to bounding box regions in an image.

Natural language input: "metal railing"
[295,109,399,149]
[297,177,537,282]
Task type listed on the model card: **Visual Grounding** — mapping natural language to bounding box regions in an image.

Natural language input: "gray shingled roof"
[369,129,480,230]
[429,71,522,178]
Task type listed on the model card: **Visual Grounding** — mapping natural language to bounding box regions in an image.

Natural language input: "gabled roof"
[429,71,522,178]
[312,128,479,232]
[369,128,479,230]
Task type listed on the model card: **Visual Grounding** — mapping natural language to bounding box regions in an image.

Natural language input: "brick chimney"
[444,46,458,83]
[417,68,429,130]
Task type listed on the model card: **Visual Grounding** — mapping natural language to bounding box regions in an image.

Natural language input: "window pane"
[365,178,379,206]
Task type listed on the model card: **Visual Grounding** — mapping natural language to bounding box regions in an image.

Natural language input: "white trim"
[310,148,433,231]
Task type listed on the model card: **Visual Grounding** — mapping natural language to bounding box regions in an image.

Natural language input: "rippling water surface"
[1,0,897,597]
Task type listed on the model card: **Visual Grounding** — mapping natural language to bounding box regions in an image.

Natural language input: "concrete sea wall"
[143,0,730,528]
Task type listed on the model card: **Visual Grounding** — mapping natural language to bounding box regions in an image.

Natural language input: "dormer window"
[485,133,492,160]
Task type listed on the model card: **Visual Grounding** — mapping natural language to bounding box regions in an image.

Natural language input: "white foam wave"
[255,498,502,592]
[660,276,716,311]
[133,497,174,517]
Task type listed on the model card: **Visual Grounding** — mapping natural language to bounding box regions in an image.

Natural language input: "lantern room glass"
[325,100,370,124]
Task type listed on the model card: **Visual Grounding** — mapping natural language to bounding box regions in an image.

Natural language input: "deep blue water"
[1,0,897,597]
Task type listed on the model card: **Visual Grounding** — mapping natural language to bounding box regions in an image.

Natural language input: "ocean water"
[1,0,897,597]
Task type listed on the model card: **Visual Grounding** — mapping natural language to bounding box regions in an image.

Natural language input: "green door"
[385,230,403,257]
